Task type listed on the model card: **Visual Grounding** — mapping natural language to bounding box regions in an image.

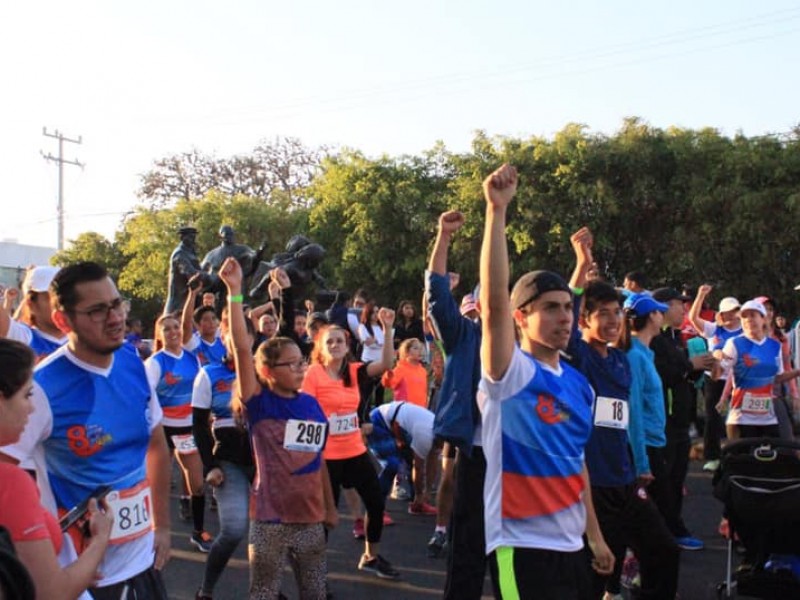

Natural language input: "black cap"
[510,270,571,310]
[178,226,197,236]
[308,312,329,327]
[652,287,691,303]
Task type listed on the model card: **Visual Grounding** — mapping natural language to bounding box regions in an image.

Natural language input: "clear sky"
[3,0,799,248]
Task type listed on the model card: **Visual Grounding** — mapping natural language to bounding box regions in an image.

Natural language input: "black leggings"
[326,452,385,543]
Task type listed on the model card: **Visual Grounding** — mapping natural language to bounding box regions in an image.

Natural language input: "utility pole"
[41,127,83,250]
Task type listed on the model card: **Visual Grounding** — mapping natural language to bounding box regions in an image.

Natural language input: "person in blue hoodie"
[425,210,486,600]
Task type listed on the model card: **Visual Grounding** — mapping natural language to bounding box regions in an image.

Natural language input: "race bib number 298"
[284,419,326,452]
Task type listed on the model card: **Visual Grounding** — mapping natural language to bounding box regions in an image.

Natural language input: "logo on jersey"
[742,353,757,367]
[67,424,112,457]
[535,394,570,424]
[196,352,208,366]
[164,371,182,386]
[214,379,232,393]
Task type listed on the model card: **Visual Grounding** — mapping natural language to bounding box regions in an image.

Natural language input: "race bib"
[594,396,629,430]
[170,433,198,455]
[284,419,327,452]
[742,392,771,415]
[329,412,359,436]
[106,482,152,544]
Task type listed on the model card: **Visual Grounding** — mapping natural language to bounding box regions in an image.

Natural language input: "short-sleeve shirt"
[0,346,163,587]
[0,464,61,552]
[145,349,200,427]
[185,333,226,367]
[191,362,236,429]
[722,335,782,426]
[302,363,367,460]
[7,320,66,362]
[479,347,594,554]
[245,388,328,523]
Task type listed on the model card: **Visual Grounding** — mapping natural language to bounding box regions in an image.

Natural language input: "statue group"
[164,225,326,314]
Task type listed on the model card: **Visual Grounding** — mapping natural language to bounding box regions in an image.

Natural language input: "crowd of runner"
[1,163,800,599]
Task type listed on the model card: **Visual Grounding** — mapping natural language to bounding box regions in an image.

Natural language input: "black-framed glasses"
[71,298,126,323]
[272,359,309,372]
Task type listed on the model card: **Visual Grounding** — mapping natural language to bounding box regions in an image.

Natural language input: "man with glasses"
[0,262,172,599]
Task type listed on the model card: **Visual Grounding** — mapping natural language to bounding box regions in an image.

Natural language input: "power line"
[41,128,84,250]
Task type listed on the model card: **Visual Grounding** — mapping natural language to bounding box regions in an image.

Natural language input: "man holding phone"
[0,262,172,599]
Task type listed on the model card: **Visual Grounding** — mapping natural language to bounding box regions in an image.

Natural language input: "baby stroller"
[713,437,800,598]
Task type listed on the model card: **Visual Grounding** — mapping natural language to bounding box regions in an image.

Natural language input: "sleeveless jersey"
[479,347,594,554]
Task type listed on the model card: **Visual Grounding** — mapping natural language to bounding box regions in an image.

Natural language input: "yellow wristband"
[227,294,244,304]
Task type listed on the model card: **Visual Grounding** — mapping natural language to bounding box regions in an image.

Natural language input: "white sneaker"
[703,459,720,472]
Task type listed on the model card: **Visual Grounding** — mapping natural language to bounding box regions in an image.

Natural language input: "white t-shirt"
[358,323,385,363]
[376,401,434,458]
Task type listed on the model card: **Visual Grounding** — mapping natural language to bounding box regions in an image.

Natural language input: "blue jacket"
[425,271,481,454]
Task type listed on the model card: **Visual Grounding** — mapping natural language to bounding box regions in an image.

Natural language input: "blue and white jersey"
[0,346,163,587]
[722,335,782,426]
[192,362,236,430]
[145,349,200,427]
[185,332,226,367]
[479,347,594,554]
[7,319,66,362]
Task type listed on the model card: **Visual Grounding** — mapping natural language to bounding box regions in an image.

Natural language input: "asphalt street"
[162,461,736,600]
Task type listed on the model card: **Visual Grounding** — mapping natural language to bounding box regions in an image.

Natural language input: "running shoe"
[179,496,192,522]
[408,501,437,516]
[620,550,640,590]
[352,517,365,540]
[390,486,410,501]
[675,535,704,551]
[195,591,212,600]
[703,459,720,472]
[427,530,447,558]
[358,553,399,579]
[383,513,394,526]
[190,530,214,553]
[602,594,623,600]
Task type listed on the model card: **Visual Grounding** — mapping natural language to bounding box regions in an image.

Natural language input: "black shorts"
[488,546,591,600]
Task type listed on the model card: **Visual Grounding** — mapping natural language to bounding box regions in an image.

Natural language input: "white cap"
[740,300,766,317]
[718,297,741,313]
[21,266,60,295]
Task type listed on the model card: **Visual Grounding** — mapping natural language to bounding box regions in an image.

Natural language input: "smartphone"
[59,485,113,532]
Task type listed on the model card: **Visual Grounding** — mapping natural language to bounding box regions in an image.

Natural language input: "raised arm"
[568,227,594,290]
[688,284,714,335]
[181,275,201,345]
[428,211,466,276]
[366,308,396,378]
[480,164,518,380]
[218,257,259,403]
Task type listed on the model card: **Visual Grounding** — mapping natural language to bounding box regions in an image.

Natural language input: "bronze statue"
[165,226,212,314]
[250,235,326,299]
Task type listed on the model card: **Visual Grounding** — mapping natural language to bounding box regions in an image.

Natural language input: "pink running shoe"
[408,502,437,516]
[352,517,365,539]
[383,513,395,526]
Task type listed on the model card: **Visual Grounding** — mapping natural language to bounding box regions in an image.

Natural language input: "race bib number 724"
[329,412,358,436]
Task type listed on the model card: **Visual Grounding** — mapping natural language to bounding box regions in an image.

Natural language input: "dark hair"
[255,337,300,386]
[353,288,370,303]
[0,340,35,399]
[618,309,650,351]
[624,270,648,289]
[193,305,217,324]
[50,262,109,312]
[583,281,622,316]
[360,300,377,336]
[397,300,417,324]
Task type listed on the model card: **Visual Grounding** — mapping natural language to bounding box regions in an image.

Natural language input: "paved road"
[162,460,734,599]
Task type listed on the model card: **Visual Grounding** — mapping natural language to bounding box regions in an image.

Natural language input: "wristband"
[228,294,244,304]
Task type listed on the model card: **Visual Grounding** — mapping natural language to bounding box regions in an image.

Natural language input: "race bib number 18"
[106,482,152,545]
[284,419,326,452]
[594,396,629,430]
[329,412,358,436]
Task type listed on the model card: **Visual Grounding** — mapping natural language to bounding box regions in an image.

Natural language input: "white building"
[0,240,57,289]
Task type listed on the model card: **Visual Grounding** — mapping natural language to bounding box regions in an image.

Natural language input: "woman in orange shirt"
[302,309,399,579]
